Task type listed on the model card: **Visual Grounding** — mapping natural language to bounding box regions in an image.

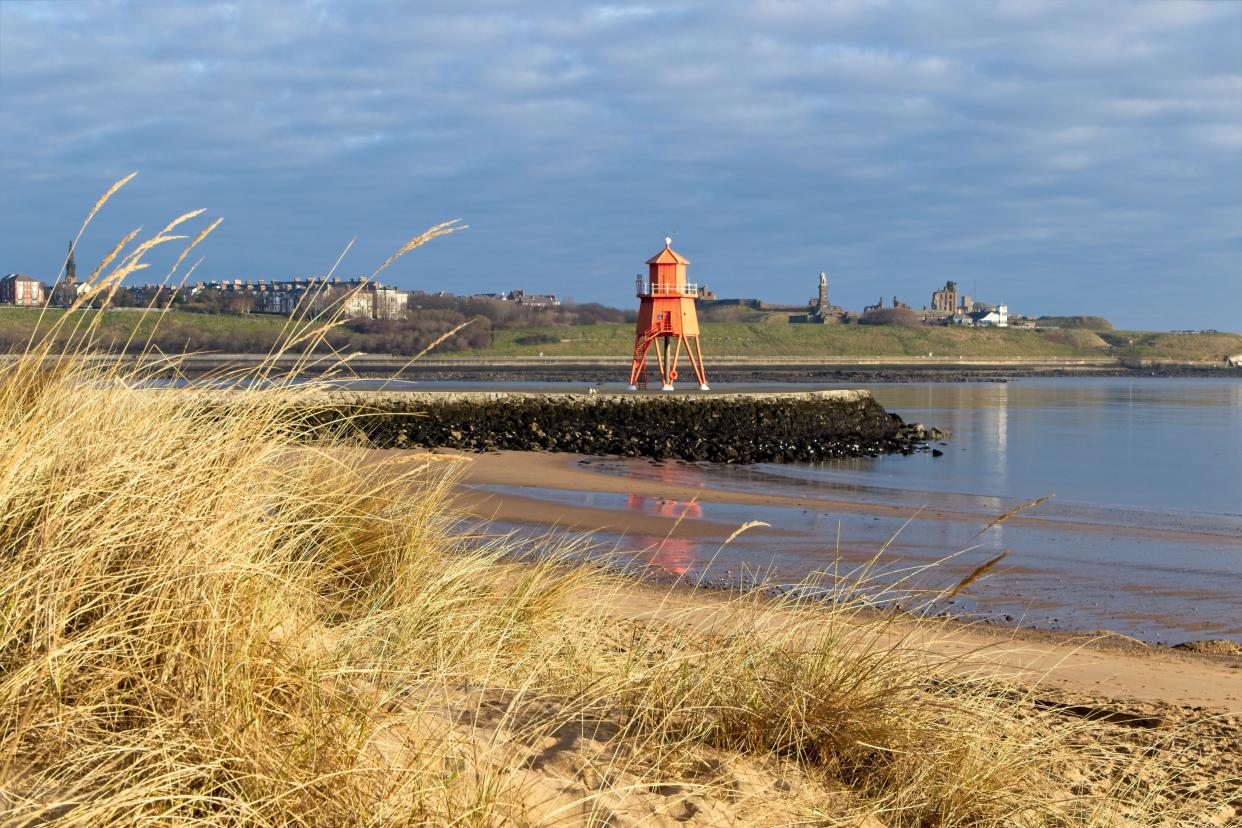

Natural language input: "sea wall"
[319,390,933,463]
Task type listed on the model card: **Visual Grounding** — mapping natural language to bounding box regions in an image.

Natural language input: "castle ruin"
[931,280,957,313]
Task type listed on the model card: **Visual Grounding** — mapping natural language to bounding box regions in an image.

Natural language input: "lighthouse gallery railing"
[635,277,700,298]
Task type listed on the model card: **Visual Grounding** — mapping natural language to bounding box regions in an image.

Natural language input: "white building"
[952,303,1008,327]
[974,304,1009,327]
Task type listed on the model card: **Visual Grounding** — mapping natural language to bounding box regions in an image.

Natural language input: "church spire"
[65,240,77,282]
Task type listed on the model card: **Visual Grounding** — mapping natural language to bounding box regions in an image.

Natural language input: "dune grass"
[0,198,1231,825]
[2,349,1226,826]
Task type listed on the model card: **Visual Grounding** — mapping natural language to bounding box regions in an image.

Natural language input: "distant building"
[953,304,1009,327]
[49,241,81,307]
[699,296,763,310]
[373,284,409,319]
[791,271,844,324]
[188,276,410,320]
[508,289,559,307]
[979,304,1009,326]
[808,272,831,321]
[930,281,958,313]
[923,279,1020,327]
[470,289,561,307]
[0,273,46,306]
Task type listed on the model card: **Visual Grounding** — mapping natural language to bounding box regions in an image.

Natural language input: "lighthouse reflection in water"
[623,494,701,576]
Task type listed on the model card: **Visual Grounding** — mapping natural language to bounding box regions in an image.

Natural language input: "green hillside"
[469,323,1242,362]
[1096,330,1242,362]
[2,308,1239,362]
[0,307,297,353]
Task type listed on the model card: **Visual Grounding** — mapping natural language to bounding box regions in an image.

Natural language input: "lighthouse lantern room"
[627,238,709,392]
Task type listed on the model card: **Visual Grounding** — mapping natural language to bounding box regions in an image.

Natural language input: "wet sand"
[357,446,1242,820]
[395,448,1242,645]
[402,449,1242,714]
[448,449,1238,546]
[367,448,1242,712]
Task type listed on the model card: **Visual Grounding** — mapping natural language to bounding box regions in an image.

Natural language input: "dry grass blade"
[62,172,138,277]
[411,318,474,361]
[721,520,769,547]
[370,219,464,280]
[67,258,156,311]
[655,495,698,556]
[117,219,223,354]
[115,231,189,272]
[87,227,143,285]
[83,171,138,231]
[945,550,1010,600]
[32,173,138,338]
[66,225,193,314]
[165,216,222,280]
[971,494,1053,539]
[152,208,206,237]
[0,207,1227,828]
[327,235,356,279]
[370,318,480,393]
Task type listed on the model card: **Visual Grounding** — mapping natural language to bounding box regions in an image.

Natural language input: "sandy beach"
[376,449,1242,713]
[371,448,1242,822]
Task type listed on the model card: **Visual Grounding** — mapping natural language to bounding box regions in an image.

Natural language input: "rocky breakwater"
[324,390,937,463]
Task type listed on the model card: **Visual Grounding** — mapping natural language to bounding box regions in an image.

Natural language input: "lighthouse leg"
[655,337,675,392]
[663,337,684,392]
[652,336,668,389]
[688,336,710,391]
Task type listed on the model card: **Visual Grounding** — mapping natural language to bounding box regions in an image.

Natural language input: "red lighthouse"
[627,238,709,391]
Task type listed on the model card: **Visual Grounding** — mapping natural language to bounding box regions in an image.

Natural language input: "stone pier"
[318,390,932,463]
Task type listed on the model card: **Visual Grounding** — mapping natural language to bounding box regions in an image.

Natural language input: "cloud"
[0,0,1238,330]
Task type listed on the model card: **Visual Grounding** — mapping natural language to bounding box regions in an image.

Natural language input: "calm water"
[479,378,1242,643]
[152,374,1241,638]
[862,379,1241,516]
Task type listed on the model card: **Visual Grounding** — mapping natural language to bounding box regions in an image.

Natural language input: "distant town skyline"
[1,1,1239,330]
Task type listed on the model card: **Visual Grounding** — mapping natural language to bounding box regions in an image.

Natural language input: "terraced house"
[188,276,409,320]
[0,273,45,307]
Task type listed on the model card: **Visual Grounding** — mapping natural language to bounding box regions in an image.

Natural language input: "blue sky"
[1,0,1238,329]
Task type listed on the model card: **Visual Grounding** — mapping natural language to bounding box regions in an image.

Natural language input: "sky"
[0,0,1239,330]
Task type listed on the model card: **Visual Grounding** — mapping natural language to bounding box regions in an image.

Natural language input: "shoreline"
[448,450,1240,547]
[590,572,1242,711]
[388,362,1242,384]
[385,449,1242,658]
[421,450,1242,714]
[21,352,1240,383]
